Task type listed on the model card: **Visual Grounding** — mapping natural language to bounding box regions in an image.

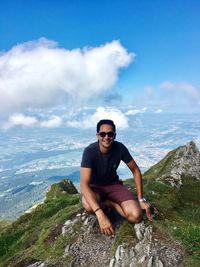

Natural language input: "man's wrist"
[94,207,102,213]
[138,198,147,202]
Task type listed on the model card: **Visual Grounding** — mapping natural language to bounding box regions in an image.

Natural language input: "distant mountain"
[143,141,200,188]
[0,142,200,267]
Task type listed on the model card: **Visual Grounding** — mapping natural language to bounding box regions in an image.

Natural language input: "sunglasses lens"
[107,132,114,138]
[99,132,115,138]
[99,132,106,137]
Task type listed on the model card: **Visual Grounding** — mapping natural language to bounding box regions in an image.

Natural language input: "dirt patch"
[44,224,63,245]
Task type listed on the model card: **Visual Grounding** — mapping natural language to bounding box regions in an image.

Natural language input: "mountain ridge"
[143,141,200,188]
[0,141,200,267]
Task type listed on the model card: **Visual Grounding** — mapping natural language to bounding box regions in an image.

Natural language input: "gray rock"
[28,262,48,267]
[134,221,146,240]
[157,141,200,188]
[147,256,153,267]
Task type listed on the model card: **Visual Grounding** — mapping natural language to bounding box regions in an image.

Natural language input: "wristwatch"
[139,198,147,202]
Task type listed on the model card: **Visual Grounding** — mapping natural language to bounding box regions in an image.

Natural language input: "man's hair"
[96,119,116,132]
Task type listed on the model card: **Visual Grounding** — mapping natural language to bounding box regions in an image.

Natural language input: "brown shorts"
[89,181,135,204]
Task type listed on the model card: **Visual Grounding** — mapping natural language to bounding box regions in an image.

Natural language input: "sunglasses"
[98,131,115,138]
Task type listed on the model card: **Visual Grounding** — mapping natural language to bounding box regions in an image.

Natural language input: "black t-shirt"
[81,141,133,185]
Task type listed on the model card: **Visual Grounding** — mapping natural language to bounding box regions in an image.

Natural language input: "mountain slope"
[0,179,81,267]
[0,142,200,267]
[143,141,200,188]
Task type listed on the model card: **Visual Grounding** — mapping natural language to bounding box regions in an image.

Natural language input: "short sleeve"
[121,144,133,164]
[81,147,93,168]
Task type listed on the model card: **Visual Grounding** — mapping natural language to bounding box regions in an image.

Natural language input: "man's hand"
[139,201,152,221]
[95,209,115,235]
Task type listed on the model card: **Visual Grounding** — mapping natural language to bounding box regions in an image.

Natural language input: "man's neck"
[98,143,111,154]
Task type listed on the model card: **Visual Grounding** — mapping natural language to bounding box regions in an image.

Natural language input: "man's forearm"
[133,168,143,200]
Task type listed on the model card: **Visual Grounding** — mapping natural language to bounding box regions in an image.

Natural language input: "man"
[80,119,152,235]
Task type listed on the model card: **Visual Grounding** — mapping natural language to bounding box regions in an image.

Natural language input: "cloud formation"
[1,105,150,130]
[0,38,134,114]
[160,81,200,101]
[67,106,129,129]
[2,113,62,130]
[125,107,147,115]
[155,109,163,114]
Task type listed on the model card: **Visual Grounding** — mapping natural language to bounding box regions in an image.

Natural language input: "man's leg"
[104,199,142,223]
[105,183,143,223]
[120,200,142,223]
[104,199,126,218]
[81,191,101,213]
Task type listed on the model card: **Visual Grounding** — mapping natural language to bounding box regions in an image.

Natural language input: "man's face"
[97,124,116,149]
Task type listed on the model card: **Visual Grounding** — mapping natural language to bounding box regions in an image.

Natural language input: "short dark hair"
[96,119,116,132]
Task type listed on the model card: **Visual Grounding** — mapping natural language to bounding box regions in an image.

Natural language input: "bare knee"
[121,200,143,223]
[126,210,143,223]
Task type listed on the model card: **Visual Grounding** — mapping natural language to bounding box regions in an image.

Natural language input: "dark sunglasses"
[98,131,115,138]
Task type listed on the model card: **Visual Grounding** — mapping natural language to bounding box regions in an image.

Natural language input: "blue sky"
[0,0,200,130]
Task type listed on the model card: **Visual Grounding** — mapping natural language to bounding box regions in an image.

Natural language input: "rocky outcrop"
[63,212,116,267]
[28,212,184,267]
[45,179,78,201]
[110,222,183,267]
[146,141,200,188]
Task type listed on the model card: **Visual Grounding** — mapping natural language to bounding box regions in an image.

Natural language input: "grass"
[111,220,137,255]
[0,180,82,267]
[0,172,200,267]
[124,174,200,266]
[146,176,200,266]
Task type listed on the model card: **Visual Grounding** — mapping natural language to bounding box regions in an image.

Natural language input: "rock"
[158,260,164,267]
[153,141,200,188]
[65,213,115,267]
[28,262,48,267]
[62,217,81,235]
[134,221,146,240]
[110,221,183,267]
[147,256,153,267]
[109,258,115,267]
[62,219,73,235]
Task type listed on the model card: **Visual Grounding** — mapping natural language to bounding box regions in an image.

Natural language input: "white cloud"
[125,107,147,115]
[160,81,200,100]
[2,113,38,129]
[0,38,134,114]
[40,115,62,128]
[2,113,63,129]
[155,109,163,114]
[67,106,129,129]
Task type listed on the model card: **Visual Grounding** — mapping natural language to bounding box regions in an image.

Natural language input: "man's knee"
[126,210,143,223]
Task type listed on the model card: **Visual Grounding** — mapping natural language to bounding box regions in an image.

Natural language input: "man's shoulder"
[84,141,99,152]
[113,141,126,149]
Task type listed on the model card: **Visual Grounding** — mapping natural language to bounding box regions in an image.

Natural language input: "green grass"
[0,221,12,232]
[111,220,137,254]
[146,176,200,266]
[124,174,200,266]
[1,174,200,267]
[0,180,82,267]
[143,149,177,179]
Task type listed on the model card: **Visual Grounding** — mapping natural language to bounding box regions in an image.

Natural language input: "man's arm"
[127,159,152,220]
[80,167,115,235]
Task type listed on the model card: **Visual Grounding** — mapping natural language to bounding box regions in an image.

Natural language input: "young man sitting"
[80,119,152,235]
